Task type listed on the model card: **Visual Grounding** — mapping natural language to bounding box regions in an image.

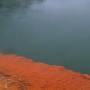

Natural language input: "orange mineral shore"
[0,54,90,90]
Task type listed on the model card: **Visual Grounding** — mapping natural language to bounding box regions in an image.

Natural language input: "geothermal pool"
[0,0,90,73]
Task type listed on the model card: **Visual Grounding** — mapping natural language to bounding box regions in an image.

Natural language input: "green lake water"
[0,0,90,73]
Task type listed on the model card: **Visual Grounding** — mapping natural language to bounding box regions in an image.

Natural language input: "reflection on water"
[0,0,44,14]
[0,0,90,73]
[0,0,44,8]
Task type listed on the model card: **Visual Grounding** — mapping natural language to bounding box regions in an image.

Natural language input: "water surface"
[0,0,90,73]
